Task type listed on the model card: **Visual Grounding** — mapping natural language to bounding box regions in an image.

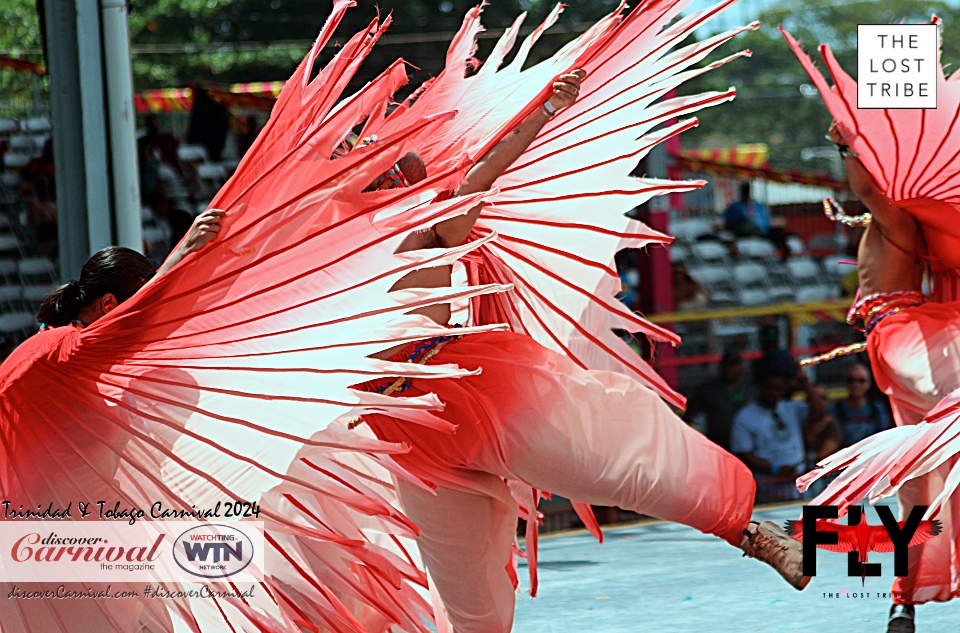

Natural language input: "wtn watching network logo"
[0,520,263,582]
[173,524,256,579]
[788,505,941,584]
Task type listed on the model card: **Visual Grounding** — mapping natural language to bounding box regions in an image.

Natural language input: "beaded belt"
[800,290,925,367]
[850,290,925,335]
[347,330,464,430]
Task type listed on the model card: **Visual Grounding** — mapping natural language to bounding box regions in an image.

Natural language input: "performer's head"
[739,181,752,202]
[37,247,156,327]
[362,151,427,192]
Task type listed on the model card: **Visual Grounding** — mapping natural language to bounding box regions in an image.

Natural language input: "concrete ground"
[512,501,958,633]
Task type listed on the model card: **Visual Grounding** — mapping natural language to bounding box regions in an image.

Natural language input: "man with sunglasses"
[731,357,828,501]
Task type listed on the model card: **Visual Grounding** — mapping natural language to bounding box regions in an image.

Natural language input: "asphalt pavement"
[512,501,959,633]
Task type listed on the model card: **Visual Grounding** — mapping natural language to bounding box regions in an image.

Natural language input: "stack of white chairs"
[18,257,58,306]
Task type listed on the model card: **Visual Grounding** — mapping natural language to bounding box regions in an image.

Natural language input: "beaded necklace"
[355,134,410,189]
[39,320,86,332]
[823,197,871,227]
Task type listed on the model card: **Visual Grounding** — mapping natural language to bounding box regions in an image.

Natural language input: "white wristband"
[541,100,558,117]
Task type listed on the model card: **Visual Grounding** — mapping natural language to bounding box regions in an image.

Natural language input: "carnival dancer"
[339,13,820,632]
[353,83,810,633]
[0,1,803,631]
[793,123,960,633]
[784,22,960,629]
[0,38,499,633]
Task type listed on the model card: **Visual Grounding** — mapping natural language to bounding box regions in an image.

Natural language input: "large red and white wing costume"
[369,0,756,408]
[0,4,505,631]
[782,20,960,283]
[0,0,751,630]
[799,392,960,520]
[366,0,754,569]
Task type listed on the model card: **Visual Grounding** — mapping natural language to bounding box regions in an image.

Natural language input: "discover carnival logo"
[173,524,255,579]
[0,521,263,582]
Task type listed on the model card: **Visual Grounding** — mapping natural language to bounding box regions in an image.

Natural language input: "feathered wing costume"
[0,5,506,631]
[782,18,960,291]
[0,0,753,630]
[363,0,757,547]
[785,22,960,603]
[344,1,762,629]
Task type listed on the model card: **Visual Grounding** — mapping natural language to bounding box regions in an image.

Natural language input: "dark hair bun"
[35,247,156,327]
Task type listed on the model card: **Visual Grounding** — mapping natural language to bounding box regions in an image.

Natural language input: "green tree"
[680,0,960,171]
[0,0,622,93]
[127,0,621,90]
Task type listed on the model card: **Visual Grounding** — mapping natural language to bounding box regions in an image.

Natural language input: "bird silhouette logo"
[785,517,941,585]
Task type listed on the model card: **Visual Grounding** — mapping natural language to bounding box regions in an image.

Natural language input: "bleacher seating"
[18,257,58,306]
[735,236,777,260]
[21,118,51,134]
[821,258,850,283]
[785,257,820,285]
[196,163,227,200]
[0,311,36,339]
[785,234,806,257]
[178,144,210,163]
[732,261,768,290]
[738,287,769,306]
[687,264,733,295]
[766,286,795,304]
[795,285,837,303]
[690,240,729,265]
[668,243,689,264]
[0,235,22,259]
[807,233,843,257]
[671,217,714,243]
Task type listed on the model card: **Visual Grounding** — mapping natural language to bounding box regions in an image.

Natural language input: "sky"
[688,0,960,35]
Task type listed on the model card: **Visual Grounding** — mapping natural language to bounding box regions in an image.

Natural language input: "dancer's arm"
[140,208,225,292]
[429,70,586,249]
[829,121,912,233]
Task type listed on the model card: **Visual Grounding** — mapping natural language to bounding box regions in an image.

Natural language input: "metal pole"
[100,0,143,252]
[76,2,113,254]
[44,0,89,279]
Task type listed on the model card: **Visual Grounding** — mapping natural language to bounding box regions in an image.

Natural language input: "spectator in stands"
[156,135,198,247]
[684,348,751,451]
[237,115,260,157]
[139,137,161,208]
[27,175,57,253]
[806,384,843,462]
[673,262,709,311]
[21,138,55,195]
[731,356,828,500]
[756,322,795,381]
[725,182,770,237]
[143,114,161,149]
[725,182,790,259]
[616,267,639,310]
[830,361,891,447]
